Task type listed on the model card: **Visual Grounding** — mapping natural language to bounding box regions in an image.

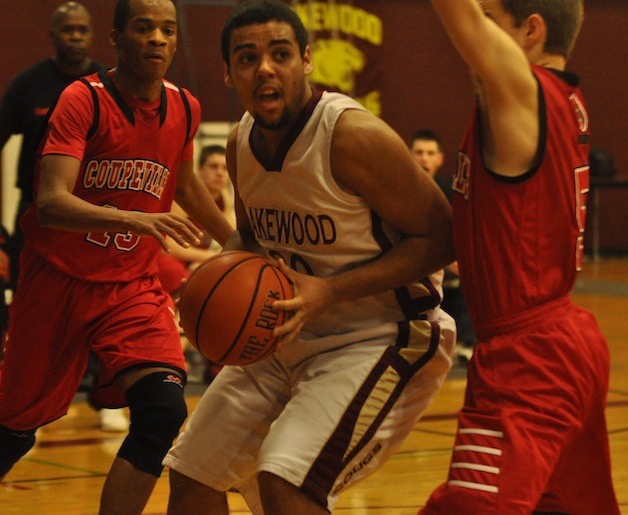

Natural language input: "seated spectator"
[158,144,235,382]
[410,129,477,362]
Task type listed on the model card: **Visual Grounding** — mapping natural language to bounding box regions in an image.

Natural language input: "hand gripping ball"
[178,251,292,366]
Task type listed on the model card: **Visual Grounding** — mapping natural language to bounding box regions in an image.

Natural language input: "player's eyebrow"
[268,38,294,47]
[233,42,256,53]
[131,17,177,25]
[233,38,294,53]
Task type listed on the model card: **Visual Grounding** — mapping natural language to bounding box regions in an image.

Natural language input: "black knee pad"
[0,424,36,476]
[118,371,187,477]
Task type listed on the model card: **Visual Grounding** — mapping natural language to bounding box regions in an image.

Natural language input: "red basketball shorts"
[421,296,619,514]
[0,247,185,430]
[157,252,189,296]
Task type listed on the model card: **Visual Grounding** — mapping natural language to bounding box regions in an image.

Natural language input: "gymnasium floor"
[1,257,627,514]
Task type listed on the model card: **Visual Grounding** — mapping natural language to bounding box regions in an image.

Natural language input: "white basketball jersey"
[236,91,442,335]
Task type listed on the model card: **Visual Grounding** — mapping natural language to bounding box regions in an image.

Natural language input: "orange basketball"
[178,250,292,366]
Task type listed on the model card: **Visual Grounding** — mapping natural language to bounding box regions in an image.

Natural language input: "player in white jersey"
[164,1,455,513]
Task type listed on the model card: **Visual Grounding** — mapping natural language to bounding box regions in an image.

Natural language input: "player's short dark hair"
[113,0,133,32]
[221,0,309,66]
[501,0,583,57]
[199,144,226,167]
[113,0,176,33]
[411,129,442,149]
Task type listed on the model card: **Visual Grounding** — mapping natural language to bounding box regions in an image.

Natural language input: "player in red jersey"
[0,1,105,290]
[420,1,620,513]
[0,0,233,513]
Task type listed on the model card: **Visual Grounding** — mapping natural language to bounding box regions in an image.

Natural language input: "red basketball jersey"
[21,70,200,282]
[451,66,591,333]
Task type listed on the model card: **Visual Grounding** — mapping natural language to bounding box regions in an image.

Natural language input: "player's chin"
[64,49,88,63]
[253,108,289,131]
[256,116,282,130]
[142,60,169,78]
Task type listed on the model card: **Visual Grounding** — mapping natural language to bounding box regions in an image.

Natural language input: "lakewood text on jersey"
[248,206,338,246]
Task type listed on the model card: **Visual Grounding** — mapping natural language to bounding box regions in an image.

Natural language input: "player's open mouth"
[258,92,280,102]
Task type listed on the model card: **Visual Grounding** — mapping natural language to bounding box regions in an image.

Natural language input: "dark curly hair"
[221,0,309,66]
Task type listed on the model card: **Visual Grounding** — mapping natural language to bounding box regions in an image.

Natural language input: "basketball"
[178,250,293,366]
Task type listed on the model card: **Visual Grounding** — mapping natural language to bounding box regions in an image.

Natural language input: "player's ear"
[110,28,119,47]
[224,62,234,88]
[523,13,546,50]
[302,45,313,77]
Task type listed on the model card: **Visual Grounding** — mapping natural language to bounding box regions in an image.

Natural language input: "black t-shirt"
[0,58,105,201]
[434,172,453,204]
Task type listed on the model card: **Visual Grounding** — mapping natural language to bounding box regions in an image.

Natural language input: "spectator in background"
[194,144,236,253]
[0,1,129,433]
[410,129,477,362]
[410,129,451,201]
[160,144,235,283]
[158,144,236,383]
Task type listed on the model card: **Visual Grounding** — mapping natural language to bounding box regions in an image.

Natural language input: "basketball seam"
[215,263,270,363]
[252,265,291,362]
[182,252,291,367]
[192,254,261,357]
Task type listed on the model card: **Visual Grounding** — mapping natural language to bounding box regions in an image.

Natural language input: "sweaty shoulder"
[53,78,95,119]
[178,85,201,117]
[331,107,413,195]
[184,87,201,137]
[164,81,201,129]
[332,108,403,162]
[43,81,95,160]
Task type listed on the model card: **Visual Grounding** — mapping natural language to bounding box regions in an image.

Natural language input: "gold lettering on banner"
[295,3,382,44]
[294,2,382,115]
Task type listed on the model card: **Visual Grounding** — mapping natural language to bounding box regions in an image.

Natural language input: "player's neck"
[251,128,283,163]
[52,56,93,78]
[254,89,314,153]
[255,127,287,153]
[109,67,163,103]
[534,53,567,71]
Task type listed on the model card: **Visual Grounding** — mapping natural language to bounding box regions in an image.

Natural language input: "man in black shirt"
[0,1,104,289]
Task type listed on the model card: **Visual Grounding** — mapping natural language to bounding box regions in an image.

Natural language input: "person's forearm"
[176,182,234,247]
[37,189,132,232]
[328,233,453,306]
